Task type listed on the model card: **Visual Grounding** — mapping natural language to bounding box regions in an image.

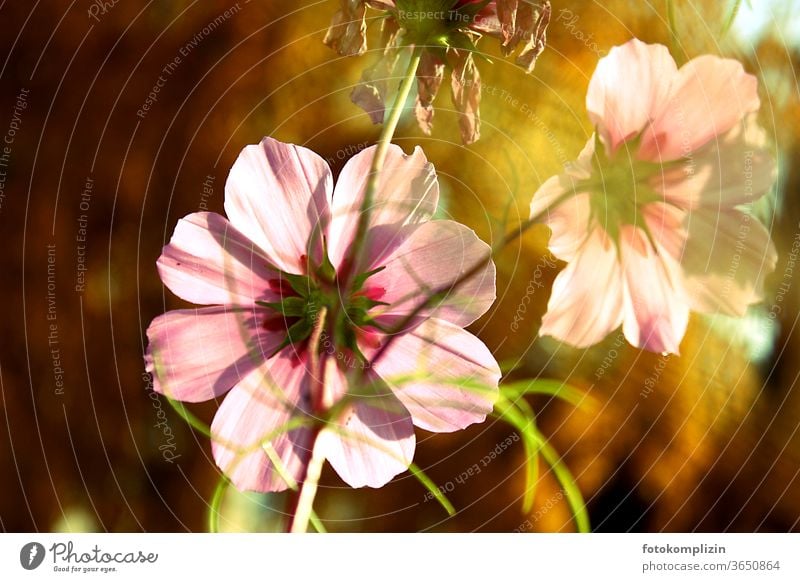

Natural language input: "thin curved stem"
[284,307,328,532]
[289,437,327,533]
[207,475,230,533]
[350,45,424,274]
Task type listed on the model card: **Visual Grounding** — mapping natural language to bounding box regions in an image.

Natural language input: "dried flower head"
[325,0,551,144]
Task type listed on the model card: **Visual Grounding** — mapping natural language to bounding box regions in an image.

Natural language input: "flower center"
[580,136,671,244]
[258,258,387,362]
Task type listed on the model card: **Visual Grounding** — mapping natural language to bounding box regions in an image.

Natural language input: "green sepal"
[351,265,386,292]
[315,247,337,285]
[269,318,313,358]
[271,270,312,298]
[256,296,306,317]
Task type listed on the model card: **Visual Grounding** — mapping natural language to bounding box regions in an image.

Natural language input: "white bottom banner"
[1,533,798,581]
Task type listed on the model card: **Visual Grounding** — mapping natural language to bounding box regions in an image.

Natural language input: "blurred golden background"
[1,0,799,532]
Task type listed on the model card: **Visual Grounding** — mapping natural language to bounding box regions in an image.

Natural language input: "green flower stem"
[166,395,212,438]
[350,45,424,274]
[286,307,329,533]
[207,475,230,533]
[289,437,327,533]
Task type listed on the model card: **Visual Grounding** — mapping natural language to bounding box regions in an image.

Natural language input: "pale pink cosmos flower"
[530,39,778,354]
[145,137,499,490]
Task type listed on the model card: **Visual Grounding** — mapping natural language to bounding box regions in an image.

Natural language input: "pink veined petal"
[145,306,283,403]
[326,144,439,272]
[620,225,689,355]
[535,187,593,263]
[641,201,688,264]
[639,55,760,162]
[530,136,595,261]
[224,137,333,274]
[540,226,625,348]
[680,207,778,317]
[370,317,500,433]
[318,365,415,488]
[156,212,280,306]
[367,220,495,327]
[211,350,313,493]
[653,115,777,210]
[586,39,677,155]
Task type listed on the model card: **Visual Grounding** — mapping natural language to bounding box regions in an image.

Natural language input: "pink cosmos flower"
[145,137,499,490]
[530,39,778,354]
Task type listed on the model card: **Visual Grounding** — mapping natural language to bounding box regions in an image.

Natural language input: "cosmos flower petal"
[224,137,333,274]
[620,225,689,355]
[586,39,677,154]
[319,367,415,488]
[641,201,688,262]
[368,220,495,327]
[371,317,500,433]
[156,212,280,306]
[540,227,625,347]
[531,136,595,262]
[211,351,313,493]
[680,208,778,317]
[539,192,592,262]
[654,115,777,209]
[327,144,439,270]
[640,55,760,161]
[145,306,283,403]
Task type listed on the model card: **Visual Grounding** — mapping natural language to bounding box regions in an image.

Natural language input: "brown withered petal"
[324,0,368,57]
[350,18,402,124]
[515,0,550,73]
[495,0,519,47]
[415,52,446,136]
[450,51,481,145]
[485,0,550,72]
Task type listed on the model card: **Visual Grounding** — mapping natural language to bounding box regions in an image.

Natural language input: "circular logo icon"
[19,542,46,570]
